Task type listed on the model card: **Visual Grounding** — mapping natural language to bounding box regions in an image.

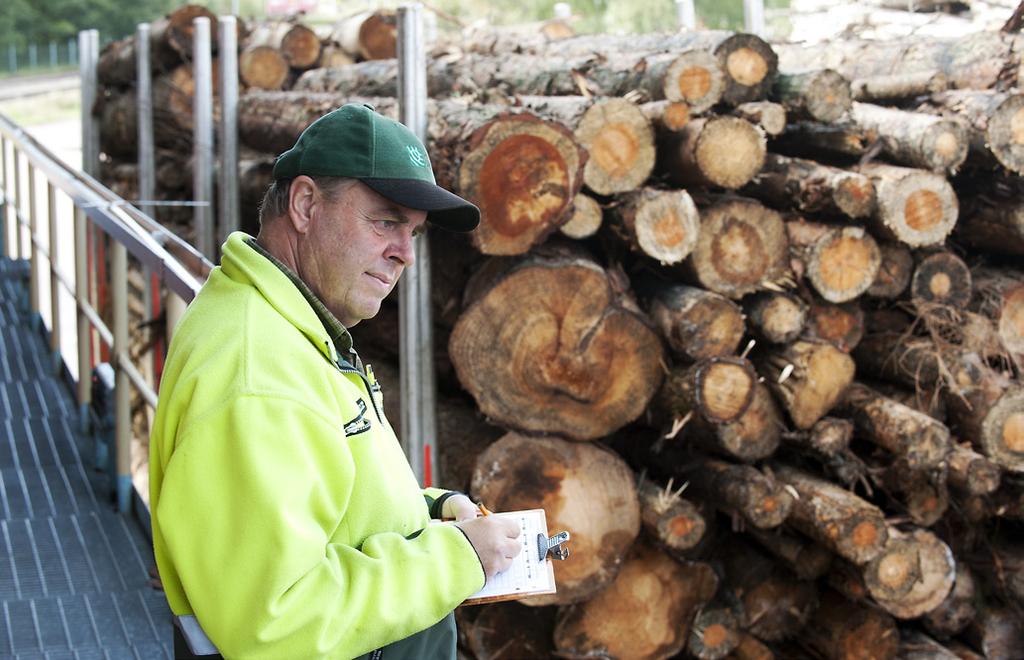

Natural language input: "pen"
[477,502,492,517]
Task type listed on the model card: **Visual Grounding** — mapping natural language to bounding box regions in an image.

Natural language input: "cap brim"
[361,178,480,232]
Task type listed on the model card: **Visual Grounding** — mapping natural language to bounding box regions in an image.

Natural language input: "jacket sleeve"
[155,393,485,659]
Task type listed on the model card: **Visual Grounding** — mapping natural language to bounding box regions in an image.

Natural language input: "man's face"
[298,181,427,327]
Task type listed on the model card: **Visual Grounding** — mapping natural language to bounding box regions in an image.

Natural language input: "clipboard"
[462,509,570,606]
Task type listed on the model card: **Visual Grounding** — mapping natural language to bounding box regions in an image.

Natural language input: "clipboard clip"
[537,531,571,562]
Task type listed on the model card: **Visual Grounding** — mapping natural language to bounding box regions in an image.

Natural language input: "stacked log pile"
[95,8,1024,659]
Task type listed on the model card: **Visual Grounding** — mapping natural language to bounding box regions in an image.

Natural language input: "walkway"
[0,258,171,659]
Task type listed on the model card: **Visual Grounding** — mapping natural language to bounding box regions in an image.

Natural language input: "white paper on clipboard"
[463,509,557,604]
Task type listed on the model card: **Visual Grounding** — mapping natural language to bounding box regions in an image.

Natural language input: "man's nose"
[389,230,416,267]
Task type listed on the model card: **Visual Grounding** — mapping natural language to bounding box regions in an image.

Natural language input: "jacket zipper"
[331,345,384,424]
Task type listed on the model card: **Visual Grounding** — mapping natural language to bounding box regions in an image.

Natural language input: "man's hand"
[443,494,484,521]
[455,515,523,578]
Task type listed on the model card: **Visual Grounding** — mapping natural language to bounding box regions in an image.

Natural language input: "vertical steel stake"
[218,15,240,247]
[192,17,215,258]
[396,3,437,486]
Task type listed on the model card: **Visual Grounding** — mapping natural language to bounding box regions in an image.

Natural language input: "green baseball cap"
[272,103,480,232]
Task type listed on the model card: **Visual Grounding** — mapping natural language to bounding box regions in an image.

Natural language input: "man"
[149,103,522,659]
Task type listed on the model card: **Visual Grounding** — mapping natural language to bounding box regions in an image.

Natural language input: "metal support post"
[13,149,22,262]
[166,290,188,343]
[676,0,696,30]
[27,163,40,320]
[78,30,100,177]
[49,41,57,68]
[1,136,7,258]
[74,206,92,432]
[192,17,215,259]
[47,182,62,372]
[396,4,437,486]
[112,240,132,513]
[744,0,766,37]
[218,15,240,246]
[137,23,155,212]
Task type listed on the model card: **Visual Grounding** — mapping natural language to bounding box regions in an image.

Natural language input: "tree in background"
[2,0,177,50]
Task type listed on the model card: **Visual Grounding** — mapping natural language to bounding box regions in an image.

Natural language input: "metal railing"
[0,112,212,515]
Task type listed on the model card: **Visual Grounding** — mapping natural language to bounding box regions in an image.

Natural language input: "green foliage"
[1,0,178,49]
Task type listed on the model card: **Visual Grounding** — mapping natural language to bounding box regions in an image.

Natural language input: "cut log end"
[734,101,786,136]
[358,12,397,59]
[451,254,663,440]
[805,69,853,123]
[560,193,602,239]
[773,341,856,430]
[805,301,865,353]
[747,292,807,345]
[692,198,788,299]
[689,609,741,660]
[626,189,700,265]
[665,50,725,112]
[912,252,972,308]
[832,172,877,219]
[808,227,881,303]
[698,359,757,423]
[868,243,913,299]
[865,165,959,247]
[460,114,583,256]
[576,98,655,195]
[982,388,1024,473]
[721,37,776,104]
[695,117,767,189]
[866,529,956,619]
[649,285,745,361]
[239,46,289,90]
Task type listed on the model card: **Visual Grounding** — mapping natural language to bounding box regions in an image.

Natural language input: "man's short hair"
[257,176,357,226]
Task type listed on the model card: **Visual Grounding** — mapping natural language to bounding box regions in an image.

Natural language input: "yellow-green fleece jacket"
[149,232,485,659]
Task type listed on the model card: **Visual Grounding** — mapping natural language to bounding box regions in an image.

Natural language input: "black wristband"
[430,491,464,519]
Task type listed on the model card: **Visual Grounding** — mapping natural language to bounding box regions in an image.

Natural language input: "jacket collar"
[219,232,341,364]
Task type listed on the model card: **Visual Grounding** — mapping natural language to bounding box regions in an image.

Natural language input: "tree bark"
[923,563,978,639]
[297,49,726,111]
[646,283,746,361]
[720,538,818,642]
[774,32,1024,91]
[470,433,640,606]
[98,90,138,160]
[744,153,876,220]
[774,464,888,564]
[450,250,664,441]
[856,102,969,174]
[971,267,1024,364]
[923,89,1024,174]
[553,544,718,660]
[841,382,952,470]
[639,478,706,553]
[963,607,1024,660]
[149,4,219,73]
[612,188,700,265]
[801,589,899,660]
[898,631,961,660]
[494,30,778,106]
[745,526,834,581]
[687,196,790,299]
[689,381,784,462]
[686,459,794,529]
[947,442,1002,495]
[786,219,881,303]
[955,194,1024,257]
[850,70,948,102]
[727,634,774,660]
[760,339,856,430]
[517,96,655,195]
[772,69,852,123]
[463,602,556,660]
[660,116,766,190]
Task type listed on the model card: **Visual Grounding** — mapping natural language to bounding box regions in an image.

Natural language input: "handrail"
[0,109,215,514]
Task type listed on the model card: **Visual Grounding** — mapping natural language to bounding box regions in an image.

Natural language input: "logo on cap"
[406,145,428,168]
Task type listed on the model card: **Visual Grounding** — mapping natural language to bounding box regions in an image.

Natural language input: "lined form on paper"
[463,509,558,605]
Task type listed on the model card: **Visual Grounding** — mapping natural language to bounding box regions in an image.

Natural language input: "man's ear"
[287,176,319,235]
